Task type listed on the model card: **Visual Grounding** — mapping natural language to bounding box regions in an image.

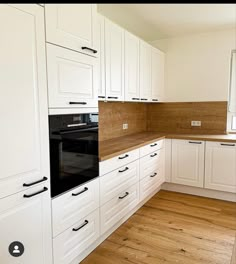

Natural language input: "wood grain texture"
[99,101,147,141]
[147,102,227,134]
[81,190,236,264]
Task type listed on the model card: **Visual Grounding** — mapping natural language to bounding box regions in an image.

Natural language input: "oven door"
[50,126,98,198]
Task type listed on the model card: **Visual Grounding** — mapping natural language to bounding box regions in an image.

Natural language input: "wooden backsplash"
[99,101,147,141]
[147,102,228,134]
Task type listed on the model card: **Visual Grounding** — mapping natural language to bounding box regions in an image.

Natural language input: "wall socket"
[191,121,201,127]
[123,123,128,130]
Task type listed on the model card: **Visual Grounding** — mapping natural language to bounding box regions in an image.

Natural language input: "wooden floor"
[81,190,236,264]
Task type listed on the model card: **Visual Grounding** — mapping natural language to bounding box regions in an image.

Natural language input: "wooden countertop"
[99,132,236,161]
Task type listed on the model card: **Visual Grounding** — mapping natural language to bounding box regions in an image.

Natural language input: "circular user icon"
[9,241,24,257]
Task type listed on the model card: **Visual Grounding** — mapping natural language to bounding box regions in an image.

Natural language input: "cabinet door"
[151,47,165,102]
[172,140,204,187]
[0,184,52,264]
[124,31,140,102]
[47,44,98,108]
[0,4,50,198]
[105,18,124,101]
[205,142,236,193]
[45,4,98,57]
[140,40,152,102]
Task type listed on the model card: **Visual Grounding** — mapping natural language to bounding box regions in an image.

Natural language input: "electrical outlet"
[123,123,128,130]
[191,121,201,127]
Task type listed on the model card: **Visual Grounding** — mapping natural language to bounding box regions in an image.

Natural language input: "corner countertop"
[99,132,236,161]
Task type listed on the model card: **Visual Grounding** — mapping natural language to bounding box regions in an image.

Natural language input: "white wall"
[152,29,236,102]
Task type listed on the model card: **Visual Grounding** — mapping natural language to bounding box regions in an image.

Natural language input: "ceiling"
[98,4,236,41]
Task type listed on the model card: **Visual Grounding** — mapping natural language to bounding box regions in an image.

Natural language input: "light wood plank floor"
[81,191,236,264]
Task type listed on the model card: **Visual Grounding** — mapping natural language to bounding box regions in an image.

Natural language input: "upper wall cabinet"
[105,18,125,101]
[45,4,98,57]
[151,48,165,102]
[124,31,140,102]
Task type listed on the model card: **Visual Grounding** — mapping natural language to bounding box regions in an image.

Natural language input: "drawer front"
[140,139,164,157]
[140,168,165,201]
[52,178,99,237]
[100,148,140,176]
[100,160,139,205]
[100,183,139,234]
[140,148,165,180]
[53,209,99,264]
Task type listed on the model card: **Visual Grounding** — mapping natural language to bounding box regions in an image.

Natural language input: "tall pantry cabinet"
[0,4,52,264]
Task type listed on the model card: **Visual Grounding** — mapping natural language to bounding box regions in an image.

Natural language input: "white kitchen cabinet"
[205,142,236,193]
[140,40,152,102]
[172,139,205,187]
[45,4,98,57]
[139,139,164,157]
[0,4,50,199]
[46,43,98,109]
[151,47,165,102]
[105,18,125,101]
[0,184,52,264]
[124,31,140,102]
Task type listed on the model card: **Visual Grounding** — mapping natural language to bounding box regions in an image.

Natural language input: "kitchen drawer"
[100,183,139,234]
[140,168,165,201]
[100,160,139,205]
[52,178,99,237]
[140,139,164,157]
[100,148,139,176]
[53,208,99,264]
[140,148,165,180]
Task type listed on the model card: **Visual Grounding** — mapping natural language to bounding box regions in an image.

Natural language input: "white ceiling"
[98,4,236,41]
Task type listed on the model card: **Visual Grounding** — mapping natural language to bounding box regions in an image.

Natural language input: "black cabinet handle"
[132,98,140,100]
[81,46,97,54]
[152,99,159,102]
[141,98,148,101]
[119,192,129,199]
[150,143,157,147]
[23,187,48,198]
[72,187,88,196]
[220,143,235,146]
[69,102,87,105]
[150,153,157,158]
[118,154,129,160]
[108,96,118,99]
[189,141,202,144]
[119,167,129,173]
[98,96,106,98]
[23,177,47,187]
[72,220,89,231]
[150,172,157,178]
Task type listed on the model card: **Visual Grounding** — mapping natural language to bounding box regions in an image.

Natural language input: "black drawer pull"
[72,220,89,231]
[220,143,235,147]
[69,102,87,105]
[141,98,148,101]
[108,96,118,99]
[152,99,158,102]
[150,143,157,147]
[118,154,129,160]
[81,46,97,54]
[72,187,88,196]
[98,96,105,98]
[23,177,47,187]
[132,98,140,100]
[23,187,48,198]
[119,192,129,199]
[189,141,202,144]
[150,172,157,178]
[150,153,157,157]
[119,167,129,173]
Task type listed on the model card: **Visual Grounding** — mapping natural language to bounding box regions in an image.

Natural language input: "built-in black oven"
[49,113,99,198]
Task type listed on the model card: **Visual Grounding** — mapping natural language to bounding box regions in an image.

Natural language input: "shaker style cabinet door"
[0,4,50,199]
[45,4,98,57]
[124,31,140,102]
[205,141,236,193]
[46,43,98,108]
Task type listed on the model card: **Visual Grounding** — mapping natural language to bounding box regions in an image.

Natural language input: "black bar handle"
[150,143,157,147]
[132,98,140,100]
[150,172,157,178]
[118,154,129,160]
[119,167,129,173]
[152,99,158,102]
[119,192,129,199]
[23,177,47,187]
[150,153,157,157]
[141,98,148,101]
[69,102,87,105]
[81,46,97,54]
[72,220,89,232]
[220,143,235,147]
[189,141,202,144]
[108,96,118,99]
[23,187,48,198]
[98,96,106,98]
[72,187,88,196]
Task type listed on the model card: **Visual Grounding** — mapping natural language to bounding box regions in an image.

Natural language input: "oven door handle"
[72,187,88,196]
